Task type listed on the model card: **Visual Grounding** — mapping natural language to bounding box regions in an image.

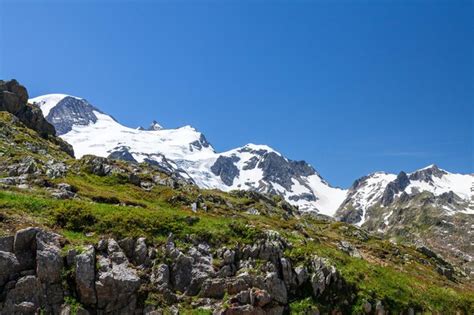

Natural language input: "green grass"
[1,186,473,313]
[289,297,320,313]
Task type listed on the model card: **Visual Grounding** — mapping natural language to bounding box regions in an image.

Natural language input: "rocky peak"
[348,174,371,191]
[239,143,275,156]
[258,152,316,191]
[148,120,163,131]
[41,96,102,135]
[409,164,447,182]
[210,156,240,186]
[189,133,211,151]
[107,146,137,163]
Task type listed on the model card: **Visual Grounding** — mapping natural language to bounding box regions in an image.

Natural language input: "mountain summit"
[148,120,163,131]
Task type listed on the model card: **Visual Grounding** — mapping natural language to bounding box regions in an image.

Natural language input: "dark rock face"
[381,171,410,206]
[258,152,315,191]
[288,193,316,202]
[0,79,55,138]
[189,133,211,152]
[43,96,102,135]
[242,156,259,170]
[141,154,195,185]
[211,144,320,200]
[409,165,447,182]
[416,245,455,280]
[349,175,370,191]
[336,207,364,225]
[107,146,138,163]
[211,156,240,186]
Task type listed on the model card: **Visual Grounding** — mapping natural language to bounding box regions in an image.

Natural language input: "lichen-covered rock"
[13,227,39,254]
[264,272,287,304]
[186,244,215,296]
[0,251,20,285]
[310,256,338,297]
[118,237,135,259]
[280,257,297,290]
[338,240,362,258]
[294,265,309,286]
[75,245,97,306]
[151,263,170,289]
[95,262,141,313]
[36,233,63,284]
[170,252,193,292]
[13,227,39,271]
[2,275,41,314]
[199,278,226,299]
[134,237,149,266]
[0,227,353,314]
[0,235,14,252]
[81,155,114,176]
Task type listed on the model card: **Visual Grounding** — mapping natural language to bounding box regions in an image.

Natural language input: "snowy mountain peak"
[242,143,284,157]
[148,120,163,131]
[336,165,473,225]
[417,164,440,171]
[408,164,447,182]
[30,94,81,117]
[31,95,104,135]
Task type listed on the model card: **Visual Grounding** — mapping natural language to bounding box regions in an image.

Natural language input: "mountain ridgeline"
[29,91,474,273]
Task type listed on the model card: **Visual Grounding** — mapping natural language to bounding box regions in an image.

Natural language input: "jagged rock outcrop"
[381,171,410,206]
[211,156,240,186]
[0,80,54,138]
[0,228,357,314]
[0,79,74,157]
[107,146,138,163]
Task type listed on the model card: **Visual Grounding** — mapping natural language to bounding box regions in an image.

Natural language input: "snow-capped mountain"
[334,164,473,272]
[336,164,473,226]
[29,94,474,221]
[29,94,347,216]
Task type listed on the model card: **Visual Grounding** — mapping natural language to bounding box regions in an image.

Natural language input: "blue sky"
[1,0,472,187]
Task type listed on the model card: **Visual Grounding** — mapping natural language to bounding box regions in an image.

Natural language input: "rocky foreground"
[1,227,364,314]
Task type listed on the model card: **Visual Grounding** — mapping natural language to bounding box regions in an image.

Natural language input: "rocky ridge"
[335,165,474,274]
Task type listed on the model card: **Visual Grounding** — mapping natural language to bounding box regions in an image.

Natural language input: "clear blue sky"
[1,0,472,187]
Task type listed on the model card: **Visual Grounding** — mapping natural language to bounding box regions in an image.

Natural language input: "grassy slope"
[0,111,473,313]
